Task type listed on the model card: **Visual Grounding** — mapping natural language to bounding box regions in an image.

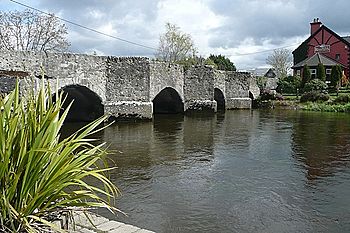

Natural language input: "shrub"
[316,63,326,81]
[259,89,284,101]
[303,79,328,93]
[333,94,350,103]
[276,75,301,94]
[300,91,330,103]
[0,80,119,232]
[302,64,311,87]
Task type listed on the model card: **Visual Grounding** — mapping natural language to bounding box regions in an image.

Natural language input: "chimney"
[310,18,322,35]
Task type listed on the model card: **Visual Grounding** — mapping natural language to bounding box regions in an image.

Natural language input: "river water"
[66,110,350,232]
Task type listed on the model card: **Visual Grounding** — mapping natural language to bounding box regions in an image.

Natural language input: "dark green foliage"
[302,65,311,87]
[333,94,350,103]
[300,91,330,102]
[276,75,301,94]
[208,54,236,71]
[330,65,343,87]
[317,63,326,81]
[303,79,327,92]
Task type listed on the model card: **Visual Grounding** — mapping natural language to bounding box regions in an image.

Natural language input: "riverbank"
[69,212,154,233]
[256,98,350,113]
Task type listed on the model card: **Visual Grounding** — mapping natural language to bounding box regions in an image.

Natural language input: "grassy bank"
[269,97,350,113]
[301,102,350,112]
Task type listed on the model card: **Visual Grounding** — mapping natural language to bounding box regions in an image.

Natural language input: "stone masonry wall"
[149,61,184,101]
[0,50,254,119]
[106,57,150,102]
[213,70,226,98]
[184,66,217,112]
[225,71,252,109]
[104,57,152,119]
[0,50,107,102]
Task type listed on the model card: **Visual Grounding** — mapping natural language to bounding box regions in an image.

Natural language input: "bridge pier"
[184,66,217,113]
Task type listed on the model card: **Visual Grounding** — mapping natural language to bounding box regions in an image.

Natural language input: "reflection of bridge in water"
[0,50,259,121]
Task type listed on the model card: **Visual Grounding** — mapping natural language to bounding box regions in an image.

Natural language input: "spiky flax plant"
[0,80,118,232]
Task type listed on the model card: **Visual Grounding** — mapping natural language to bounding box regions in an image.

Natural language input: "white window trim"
[310,69,316,74]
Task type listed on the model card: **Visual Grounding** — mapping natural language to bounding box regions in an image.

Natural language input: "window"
[335,54,340,60]
[310,69,316,79]
[326,69,331,75]
[296,70,301,76]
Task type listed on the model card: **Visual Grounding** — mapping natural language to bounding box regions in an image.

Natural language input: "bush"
[260,89,284,101]
[276,75,301,94]
[303,79,328,92]
[300,91,330,103]
[0,80,119,232]
[333,94,350,103]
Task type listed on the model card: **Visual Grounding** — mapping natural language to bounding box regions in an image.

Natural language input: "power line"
[8,0,302,57]
[228,43,299,57]
[8,0,158,51]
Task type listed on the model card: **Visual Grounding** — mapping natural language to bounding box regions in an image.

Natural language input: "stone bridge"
[0,50,259,121]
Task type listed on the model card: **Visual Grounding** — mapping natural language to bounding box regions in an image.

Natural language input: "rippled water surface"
[66,110,350,232]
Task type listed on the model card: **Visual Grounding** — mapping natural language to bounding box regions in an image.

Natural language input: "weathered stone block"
[226,98,252,109]
[185,100,217,112]
[104,101,153,119]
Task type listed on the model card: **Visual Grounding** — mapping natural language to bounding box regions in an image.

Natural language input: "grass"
[301,102,350,112]
[0,80,119,232]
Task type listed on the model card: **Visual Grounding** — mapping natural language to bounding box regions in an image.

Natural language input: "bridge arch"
[54,84,104,122]
[214,88,225,111]
[152,87,184,114]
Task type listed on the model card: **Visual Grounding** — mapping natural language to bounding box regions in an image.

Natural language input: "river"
[65,110,350,232]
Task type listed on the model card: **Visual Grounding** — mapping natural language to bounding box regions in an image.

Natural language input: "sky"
[1,0,350,70]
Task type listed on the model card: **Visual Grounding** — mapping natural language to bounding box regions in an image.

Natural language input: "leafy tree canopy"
[208,54,236,71]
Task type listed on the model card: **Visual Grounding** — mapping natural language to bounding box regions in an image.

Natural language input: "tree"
[0,9,70,52]
[208,54,236,71]
[266,48,292,78]
[316,63,326,81]
[302,64,311,87]
[331,65,343,95]
[156,23,197,63]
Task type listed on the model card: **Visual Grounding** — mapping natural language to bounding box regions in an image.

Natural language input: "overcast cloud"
[2,0,350,69]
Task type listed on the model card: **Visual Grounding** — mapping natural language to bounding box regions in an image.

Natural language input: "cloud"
[3,0,350,69]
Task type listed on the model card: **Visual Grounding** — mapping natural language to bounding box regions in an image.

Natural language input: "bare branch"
[0,9,69,52]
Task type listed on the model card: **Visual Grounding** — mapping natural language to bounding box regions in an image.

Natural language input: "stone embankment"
[69,212,154,233]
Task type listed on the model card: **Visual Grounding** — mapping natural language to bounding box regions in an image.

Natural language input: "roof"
[293,25,350,54]
[292,53,344,68]
[264,68,277,78]
[343,36,350,44]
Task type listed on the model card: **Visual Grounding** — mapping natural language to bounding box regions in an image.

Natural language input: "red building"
[292,18,350,82]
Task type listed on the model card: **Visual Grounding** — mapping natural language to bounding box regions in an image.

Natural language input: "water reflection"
[290,112,350,181]
[61,110,350,232]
